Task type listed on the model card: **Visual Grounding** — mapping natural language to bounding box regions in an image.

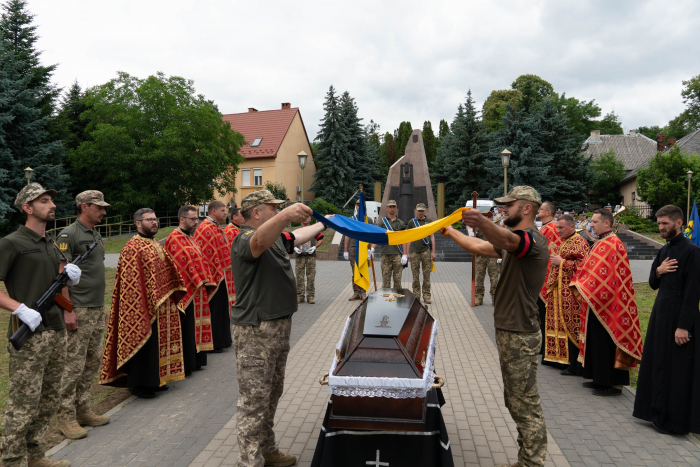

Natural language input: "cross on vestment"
[366,450,389,466]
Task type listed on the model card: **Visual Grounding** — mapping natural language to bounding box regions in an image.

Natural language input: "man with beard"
[100,209,186,399]
[570,209,643,396]
[0,183,81,467]
[195,201,234,351]
[634,205,700,434]
[56,191,111,440]
[406,203,435,304]
[442,186,549,467]
[536,202,562,367]
[543,215,589,375]
[225,206,245,244]
[165,206,215,375]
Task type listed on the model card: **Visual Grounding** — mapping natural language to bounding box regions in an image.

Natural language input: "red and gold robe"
[539,220,562,301]
[100,236,186,387]
[194,218,235,305]
[544,233,589,364]
[570,232,643,370]
[165,228,214,353]
[224,223,241,244]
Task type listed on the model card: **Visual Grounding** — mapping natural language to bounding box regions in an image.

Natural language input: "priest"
[544,215,589,375]
[537,201,562,366]
[225,205,244,244]
[165,206,215,375]
[570,208,643,396]
[634,205,700,434]
[195,200,234,351]
[100,208,186,399]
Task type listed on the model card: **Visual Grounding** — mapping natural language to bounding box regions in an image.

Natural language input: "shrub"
[619,214,658,233]
[309,197,340,216]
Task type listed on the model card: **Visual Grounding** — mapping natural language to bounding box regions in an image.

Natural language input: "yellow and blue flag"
[353,192,371,291]
[689,201,700,247]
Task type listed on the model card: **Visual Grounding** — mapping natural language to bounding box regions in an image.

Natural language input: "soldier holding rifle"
[0,183,82,467]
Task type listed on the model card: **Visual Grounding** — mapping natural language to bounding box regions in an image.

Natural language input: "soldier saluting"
[0,183,82,467]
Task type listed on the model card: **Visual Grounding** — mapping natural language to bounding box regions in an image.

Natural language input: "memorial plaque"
[362,291,412,337]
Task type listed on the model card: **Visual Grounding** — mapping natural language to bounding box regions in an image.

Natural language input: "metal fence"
[46,212,180,239]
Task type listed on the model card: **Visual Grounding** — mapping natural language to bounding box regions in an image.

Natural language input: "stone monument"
[379,129,437,223]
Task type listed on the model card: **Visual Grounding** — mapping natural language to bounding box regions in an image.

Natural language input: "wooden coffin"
[329,288,436,432]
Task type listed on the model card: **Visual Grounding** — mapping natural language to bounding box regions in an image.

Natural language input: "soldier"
[0,183,81,467]
[474,227,500,306]
[406,203,435,303]
[56,191,111,441]
[378,200,408,289]
[343,200,375,301]
[294,217,324,304]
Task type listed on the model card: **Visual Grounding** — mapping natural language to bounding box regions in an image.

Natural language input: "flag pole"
[471,191,478,307]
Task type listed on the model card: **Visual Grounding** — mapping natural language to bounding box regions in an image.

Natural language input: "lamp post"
[631,191,635,207]
[24,167,33,185]
[297,151,308,204]
[500,149,511,196]
[687,170,693,220]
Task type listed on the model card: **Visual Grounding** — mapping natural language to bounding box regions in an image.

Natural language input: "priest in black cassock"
[633,204,700,435]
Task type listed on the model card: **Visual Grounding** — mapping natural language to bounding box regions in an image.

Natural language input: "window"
[242,169,250,186]
[251,138,262,147]
[254,168,262,186]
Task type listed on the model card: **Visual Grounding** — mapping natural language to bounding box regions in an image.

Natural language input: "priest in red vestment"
[165,206,215,375]
[544,215,589,375]
[570,208,643,396]
[225,205,244,244]
[537,202,562,366]
[194,200,234,351]
[100,208,186,399]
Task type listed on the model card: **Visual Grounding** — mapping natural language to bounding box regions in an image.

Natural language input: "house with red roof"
[216,103,316,206]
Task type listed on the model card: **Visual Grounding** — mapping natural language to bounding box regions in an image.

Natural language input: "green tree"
[365,120,382,176]
[69,72,245,215]
[339,91,374,198]
[394,121,413,157]
[636,125,665,141]
[482,89,522,132]
[381,132,397,169]
[550,93,601,140]
[422,121,437,167]
[590,148,625,205]
[595,111,623,135]
[637,145,700,218]
[681,74,700,130]
[511,74,554,113]
[264,181,287,201]
[438,119,450,139]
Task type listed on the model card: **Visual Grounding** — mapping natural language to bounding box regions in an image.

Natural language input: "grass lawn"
[629,282,656,388]
[102,226,174,254]
[639,233,666,245]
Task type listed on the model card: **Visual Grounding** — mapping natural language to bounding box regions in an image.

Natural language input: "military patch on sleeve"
[59,233,68,237]
[58,242,69,251]
[244,230,254,236]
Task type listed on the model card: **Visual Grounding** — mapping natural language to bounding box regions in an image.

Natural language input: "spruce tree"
[394,121,413,157]
[422,121,437,167]
[339,91,374,198]
[310,86,352,207]
[364,120,383,177]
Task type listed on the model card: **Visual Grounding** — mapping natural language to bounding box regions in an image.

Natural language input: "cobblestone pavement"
[51,261,700,467]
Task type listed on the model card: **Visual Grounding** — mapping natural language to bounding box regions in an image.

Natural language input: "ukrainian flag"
[353,193,371,291]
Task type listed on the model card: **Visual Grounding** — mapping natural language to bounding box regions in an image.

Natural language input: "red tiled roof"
[222,107,307,160]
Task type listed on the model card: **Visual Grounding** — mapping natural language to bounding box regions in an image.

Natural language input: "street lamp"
[687,170,693,220]
[500,149,511,196]
[24,167,33,185]
[297,151,308,204]
[631,192,635,207]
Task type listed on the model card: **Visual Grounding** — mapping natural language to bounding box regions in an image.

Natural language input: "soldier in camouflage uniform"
[56,191,112,440]
[0,183,79,467]
[474,227,500,306]
[379,200,408,289]
[294,217,324,304]
[406,204,435,303]
[343,200,375,301]
[230,190,328,467]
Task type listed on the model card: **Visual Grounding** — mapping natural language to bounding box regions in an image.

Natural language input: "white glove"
[294,247,302,255]
[369,248,375,255]
[64,263,82,286]
[497,258,502,264]
[12,303,42,331]
[307,246,316,254]
[401,255,408,265]
[343,252,349,260]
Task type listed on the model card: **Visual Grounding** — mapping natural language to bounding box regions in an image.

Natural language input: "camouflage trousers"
[495,329,547,467]
[1,329,67,467]
[381,254,403,289]
[233,318,291,467]
[295,255,316,299]
[475,255,500,302]
[347,245,365,295]
[58,306,106,421]
[410,250,432,300]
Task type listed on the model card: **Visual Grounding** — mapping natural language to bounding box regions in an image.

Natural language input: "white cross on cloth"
[366,450,389,466]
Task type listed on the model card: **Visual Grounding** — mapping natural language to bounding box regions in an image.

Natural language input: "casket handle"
[432,375,445,389]
[319,373,329,386]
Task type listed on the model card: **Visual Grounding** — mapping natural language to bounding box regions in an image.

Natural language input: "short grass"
[639,233,666,245]
[102,226,174,254]
[629,282,656,388]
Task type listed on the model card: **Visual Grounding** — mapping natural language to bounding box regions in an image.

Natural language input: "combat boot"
[424,298,431,304]
[28,457,71,467]
[297,296,304,304]
[77,410,111,427]
[307,297,315,304]
[348,293,360,301]
[474,298,483,306]
[263,448,297,467]
[56,419,87,439]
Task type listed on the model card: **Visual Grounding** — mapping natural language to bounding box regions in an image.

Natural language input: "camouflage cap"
[494,185,542,205]
[14,183,58,211]
[76,190,111,208]
[386,200,397,207]
[415,203,427,210]
[241,189,285,212]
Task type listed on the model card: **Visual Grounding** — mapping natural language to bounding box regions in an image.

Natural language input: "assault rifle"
[9,241,98,350]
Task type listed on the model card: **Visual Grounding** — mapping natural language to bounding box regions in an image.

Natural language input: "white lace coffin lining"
[327,316,438,399]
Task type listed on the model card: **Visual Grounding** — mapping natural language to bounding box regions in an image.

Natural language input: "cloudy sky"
[31,0,699,139]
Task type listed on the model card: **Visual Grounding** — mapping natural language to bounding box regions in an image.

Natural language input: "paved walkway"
[52,262,700,467]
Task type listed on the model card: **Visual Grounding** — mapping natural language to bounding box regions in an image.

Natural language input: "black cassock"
[633,234,700,434]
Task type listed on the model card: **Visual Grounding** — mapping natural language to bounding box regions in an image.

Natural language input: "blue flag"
[690,201,700,246]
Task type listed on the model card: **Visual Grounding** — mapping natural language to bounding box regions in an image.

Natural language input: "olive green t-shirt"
[57,219,106,307]
[407,217,433,253]
[378,217,405,256]
[492,227,548,333]
[0,226,65,338]
[230,224,298,326]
